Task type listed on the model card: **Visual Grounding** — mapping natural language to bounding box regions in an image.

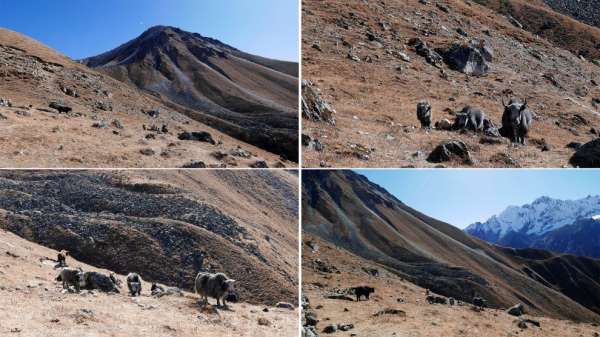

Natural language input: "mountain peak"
[466,195,600,245]
[532,196,553,204]
[83,23,299,161]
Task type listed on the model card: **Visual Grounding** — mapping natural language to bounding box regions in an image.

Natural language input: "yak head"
[502,97,528,126]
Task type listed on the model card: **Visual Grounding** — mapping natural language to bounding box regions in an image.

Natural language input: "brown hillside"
[301,0,600,168]
[302,170,600,323]
[302,233,600,337]
[84,26,299,161]
[0,28,292,168]
[0,229,298,337]
[0,170,299,307]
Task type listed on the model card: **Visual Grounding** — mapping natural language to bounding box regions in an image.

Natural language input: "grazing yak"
[352,286,375,301]
[195,272,236,307]
[500,98,533,144]
[417,101,433,129]
[81,271,120,293]
[56,267,82,292]
[127,273,143,297]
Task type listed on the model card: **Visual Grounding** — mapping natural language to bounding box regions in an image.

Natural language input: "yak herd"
[417,96,533,145]
[352,286,488,311]
[53,251,237,308]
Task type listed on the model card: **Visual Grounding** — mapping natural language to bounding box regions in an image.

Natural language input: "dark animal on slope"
[426,295,448,304]
[500,98,533,144]
[194,272,236,307]
[56,267,82,292]
[352,286,375,301]
[417,101,433,128]
[178,131,216,145]
[473,296,486,310]
[49,101,72,113]
[54,250,68,269]
[81,271,120,293]
[57,251,67,265]
[127,273,142,296]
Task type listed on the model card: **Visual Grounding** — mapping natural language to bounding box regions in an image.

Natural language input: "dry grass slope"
[0,229,298,337]
[303,234,600,337]
[302,0,600,168]
[0,28,292,168]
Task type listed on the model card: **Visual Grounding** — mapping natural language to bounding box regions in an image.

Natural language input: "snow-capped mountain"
[465,196,600,253]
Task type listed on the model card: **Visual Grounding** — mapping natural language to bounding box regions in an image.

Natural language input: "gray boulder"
[438,40,492,76]
[427,140,472,164]
[570,138,600,167]
[322,325,337,334]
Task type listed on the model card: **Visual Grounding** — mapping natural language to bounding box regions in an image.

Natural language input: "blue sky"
[1,0,298,61]
[356,169,600,229]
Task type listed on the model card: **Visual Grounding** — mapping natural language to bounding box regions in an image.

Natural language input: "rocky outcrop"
[427,140,473,164]
[438,39,493,76]
[302,80,336,125]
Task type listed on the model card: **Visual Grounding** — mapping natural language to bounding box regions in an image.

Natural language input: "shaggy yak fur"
[194,272,236,307]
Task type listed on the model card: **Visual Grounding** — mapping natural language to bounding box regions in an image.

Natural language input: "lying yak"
[500,98,533,144]
[151,283,183,297]
[453,106,486,132]
[195,272,236,308]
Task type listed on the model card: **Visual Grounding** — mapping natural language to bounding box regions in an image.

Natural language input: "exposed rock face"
[302,80,336,125]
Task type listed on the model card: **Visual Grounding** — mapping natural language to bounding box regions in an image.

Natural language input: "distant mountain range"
[465,196,600,258]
